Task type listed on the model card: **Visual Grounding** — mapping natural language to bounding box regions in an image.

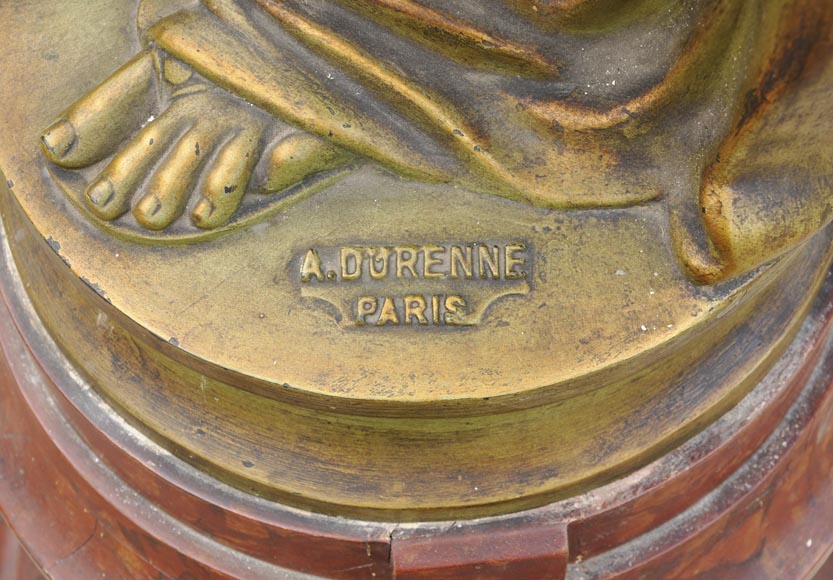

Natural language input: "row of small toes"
[80,121,350,231]
[42,49,354,231]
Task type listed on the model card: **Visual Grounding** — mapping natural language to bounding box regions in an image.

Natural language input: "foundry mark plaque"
[299,241,531,327]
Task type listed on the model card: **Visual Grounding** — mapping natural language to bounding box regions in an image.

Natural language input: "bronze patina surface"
[1,1,833,577]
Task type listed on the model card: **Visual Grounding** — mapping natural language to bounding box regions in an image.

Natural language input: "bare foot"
[42,50,353,232]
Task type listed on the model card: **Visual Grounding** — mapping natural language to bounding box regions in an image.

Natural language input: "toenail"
[193,200,215,223]
[163,59,193,85]
[136,195,163,221]
[87,179,114,207]
[193,199,234,230]
[147,197,163,217]
[41,119,76,159]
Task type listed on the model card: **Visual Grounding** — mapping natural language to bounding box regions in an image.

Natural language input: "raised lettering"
[477,245,500,280]
[394,246,419,279]
[299,241,530,327]
[423,244,445,279]
[368,247,390,280]
[504,243,527,280]
[376,296,400,325]
[300,249,325,283]
[340,247,363,281]
[444,295,468,326]
[450,245,473,279]
[404,295,429,325]
[356,296,378,326]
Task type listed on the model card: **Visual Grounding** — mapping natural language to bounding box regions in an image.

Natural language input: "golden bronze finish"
[2,0,833,524]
